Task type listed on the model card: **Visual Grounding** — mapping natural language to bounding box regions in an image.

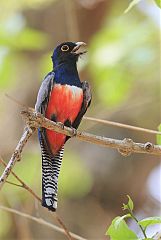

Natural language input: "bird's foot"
[57,122,64,130]
[70,127,77,137]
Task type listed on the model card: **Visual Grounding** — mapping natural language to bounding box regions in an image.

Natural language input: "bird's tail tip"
[42,197,57,212]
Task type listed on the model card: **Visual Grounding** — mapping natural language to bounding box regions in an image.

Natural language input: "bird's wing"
[72,81,92,129]
[35,71,55,154]
[35,71,55,114]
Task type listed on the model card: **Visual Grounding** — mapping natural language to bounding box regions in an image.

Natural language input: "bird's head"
[51,42,87,68]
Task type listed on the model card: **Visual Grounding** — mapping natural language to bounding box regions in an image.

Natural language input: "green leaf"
[127,195,134,211]
[139,217,161,228]
[115,214,132,228]
[154,0,161,8]
[144,239,154,240]
[106,216,139,240]
[124,0,142,13]
[156,124,161,145]
[122,195,134,211]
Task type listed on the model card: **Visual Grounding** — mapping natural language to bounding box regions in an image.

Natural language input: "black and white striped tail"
[38,129,64,211]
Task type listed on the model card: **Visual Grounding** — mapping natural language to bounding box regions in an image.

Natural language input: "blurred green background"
[0,0,160,239]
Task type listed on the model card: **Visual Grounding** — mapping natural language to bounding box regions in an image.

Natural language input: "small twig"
[5,93,29,109]
[0,126,34,190]
[6,180,23,188]
[0,157,73,240]
[0,99,160,240]
[6,93,161,135]
[0,157,41,202]
[0,205,87,240]
[152,231,161,239]
[83,116,161,136]
[21,108,161,156]
[127,208,147,239]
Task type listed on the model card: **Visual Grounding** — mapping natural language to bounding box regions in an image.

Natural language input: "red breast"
[45,84,83,155]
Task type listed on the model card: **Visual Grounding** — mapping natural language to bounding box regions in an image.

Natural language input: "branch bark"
[21,108,161,157]
[83,116,161,135]
[0,126,34,190]
[0,157,78,240]
[0,157,41,201]
[0,205,86,240]
[0,107,160,240]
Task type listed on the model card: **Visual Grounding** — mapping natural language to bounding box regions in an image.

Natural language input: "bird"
[35,42,92,212]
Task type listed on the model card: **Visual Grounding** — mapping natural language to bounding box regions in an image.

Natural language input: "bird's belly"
[45,84,83,154]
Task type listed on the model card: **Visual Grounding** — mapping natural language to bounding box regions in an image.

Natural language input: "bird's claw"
[57,122,64,130]
[71,127,77,137]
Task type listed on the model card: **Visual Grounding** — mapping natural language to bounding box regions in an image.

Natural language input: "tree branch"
[0,205,86,240]
[0,157,82,240]
[0,126,34,190]
[83,116,161,135]
[0,106,160,240]
[0,157,41,202]
[21,108,161,157]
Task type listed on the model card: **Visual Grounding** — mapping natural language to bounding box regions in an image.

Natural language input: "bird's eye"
[61,45,69,52]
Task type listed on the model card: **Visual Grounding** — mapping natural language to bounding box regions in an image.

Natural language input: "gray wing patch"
[35,71,55,114]
[82,81,92,110]
[72,81,92,130]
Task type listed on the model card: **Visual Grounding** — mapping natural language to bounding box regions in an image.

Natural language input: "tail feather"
[38,129,64,211]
